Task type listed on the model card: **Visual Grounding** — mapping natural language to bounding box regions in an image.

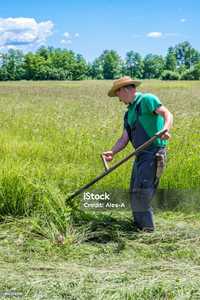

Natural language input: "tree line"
[0,41,200,81]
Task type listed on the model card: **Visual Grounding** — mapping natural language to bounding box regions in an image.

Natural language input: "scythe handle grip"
[101,154,110,171]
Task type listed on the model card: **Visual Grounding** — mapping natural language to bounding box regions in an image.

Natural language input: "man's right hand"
[102,151,114,161]
[102,130,129,162]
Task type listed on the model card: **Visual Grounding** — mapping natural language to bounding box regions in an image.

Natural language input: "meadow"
[0,80,200,299]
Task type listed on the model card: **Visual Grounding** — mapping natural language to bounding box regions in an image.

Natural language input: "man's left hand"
[160,130,171,140]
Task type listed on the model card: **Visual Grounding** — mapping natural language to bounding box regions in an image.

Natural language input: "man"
[103,76,173,232]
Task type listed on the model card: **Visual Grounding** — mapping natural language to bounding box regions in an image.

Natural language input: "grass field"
[0,80,200,299]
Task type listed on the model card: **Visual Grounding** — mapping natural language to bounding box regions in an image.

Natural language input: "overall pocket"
[155,148,167,179]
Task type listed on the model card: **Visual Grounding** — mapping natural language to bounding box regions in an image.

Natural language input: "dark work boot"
[142,227,155,233]
[132,220,142,231]
[133,211,155,232]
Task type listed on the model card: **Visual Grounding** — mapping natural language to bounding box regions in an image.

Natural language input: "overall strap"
[132,94,143,129]
[135,94,143,119]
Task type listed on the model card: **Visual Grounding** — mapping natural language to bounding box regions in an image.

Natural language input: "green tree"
[125,51,144,78]
[0,49,25,80]
[24,52,48,80]
[47,48,76,80]
[23,47,89,80]
[72,54,88,80]
[143,54,165,79]
[47,48,88,80]
[180,62,200,80]
[90,58,104,79]
[174,41,200,69]
[99,50,123,79]
[161,70,180,80]
[0,41,199,81]
[165,47,177,71]
[36,46,50,60]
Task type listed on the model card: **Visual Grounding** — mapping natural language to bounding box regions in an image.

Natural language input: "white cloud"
[64,32,70,38]
[60,39,67,44]
[180,18,186,23]
[147,32,163,38]
[0,17,54,49]
[60,31,79,46]
[60,39,72,45]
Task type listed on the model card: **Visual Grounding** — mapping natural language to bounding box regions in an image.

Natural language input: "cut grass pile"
[1,211,200,299]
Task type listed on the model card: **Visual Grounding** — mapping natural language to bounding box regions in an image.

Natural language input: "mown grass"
[1,212,200,299]
[0,80,200,299]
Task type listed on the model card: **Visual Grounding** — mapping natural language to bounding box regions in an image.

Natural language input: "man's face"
[116,86,136,105]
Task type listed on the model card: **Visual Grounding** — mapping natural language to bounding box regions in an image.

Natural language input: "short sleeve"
[142,93,162,113]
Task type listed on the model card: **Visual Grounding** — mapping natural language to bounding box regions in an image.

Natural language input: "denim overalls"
[124,96,166,230]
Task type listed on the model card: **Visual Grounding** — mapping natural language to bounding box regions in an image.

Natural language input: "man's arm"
[155,105,173,139]
[103,130,129,161]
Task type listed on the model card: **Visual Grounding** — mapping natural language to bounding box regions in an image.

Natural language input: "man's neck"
[130,92,138,104]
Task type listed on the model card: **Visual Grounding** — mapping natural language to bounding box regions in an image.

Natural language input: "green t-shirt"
[125,92,167,147]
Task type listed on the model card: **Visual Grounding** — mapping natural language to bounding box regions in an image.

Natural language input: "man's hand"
[102,130,129,162]
[102,151,114,161]
[160,129,171,140]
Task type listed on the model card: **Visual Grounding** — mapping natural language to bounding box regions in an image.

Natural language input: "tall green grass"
[0,80,199,232]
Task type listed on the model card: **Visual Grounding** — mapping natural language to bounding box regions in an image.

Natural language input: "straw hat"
[108,76,142,97]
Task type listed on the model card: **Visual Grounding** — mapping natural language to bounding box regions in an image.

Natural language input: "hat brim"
[108,80,142,97]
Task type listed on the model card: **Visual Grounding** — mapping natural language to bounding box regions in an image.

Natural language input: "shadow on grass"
[72,210,138,249]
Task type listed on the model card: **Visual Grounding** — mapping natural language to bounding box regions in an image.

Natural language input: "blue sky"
[0,0,199,62]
